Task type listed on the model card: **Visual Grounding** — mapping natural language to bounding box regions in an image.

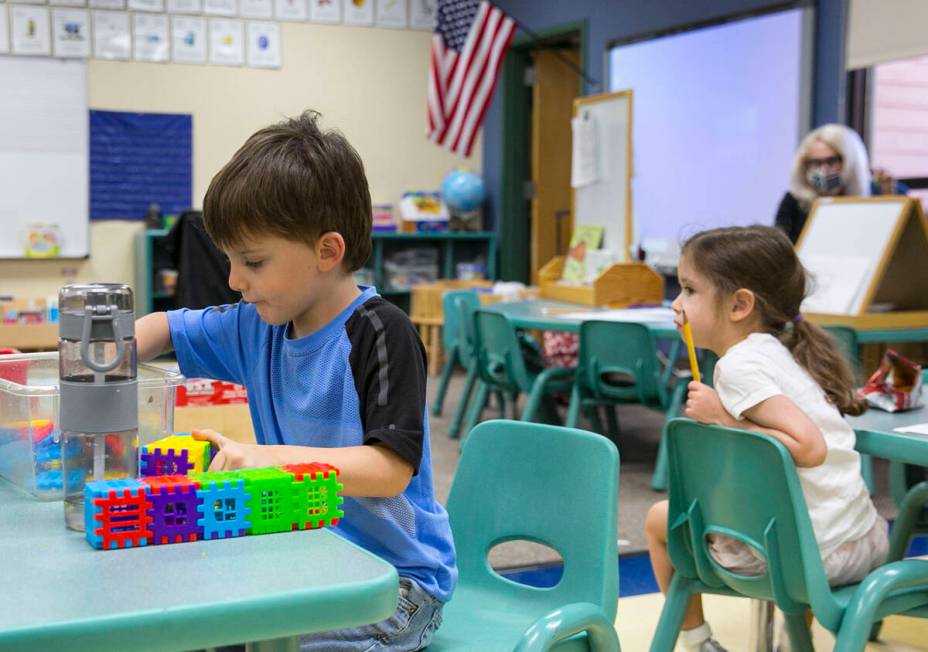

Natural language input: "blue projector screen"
[608,8,811,249]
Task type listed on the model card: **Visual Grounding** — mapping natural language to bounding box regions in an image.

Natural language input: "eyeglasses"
[806,155,842,168]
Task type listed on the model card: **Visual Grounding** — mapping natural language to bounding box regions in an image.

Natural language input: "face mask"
[806,169,843,195]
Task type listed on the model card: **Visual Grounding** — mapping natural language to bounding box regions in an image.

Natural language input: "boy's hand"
[684,381,735,426]
[192,429,276,471]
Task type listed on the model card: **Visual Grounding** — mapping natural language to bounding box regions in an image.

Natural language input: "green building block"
[237,467,296,535]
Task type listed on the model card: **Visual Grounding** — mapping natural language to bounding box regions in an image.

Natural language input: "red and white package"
[176,378,248,407]
[857,349,923,412]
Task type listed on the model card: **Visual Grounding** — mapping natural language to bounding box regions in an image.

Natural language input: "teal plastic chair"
[432,290,480,423]
[565,321,690,492]
[651,418,928,652]
[428,420,621,651]
[462,311,574,439]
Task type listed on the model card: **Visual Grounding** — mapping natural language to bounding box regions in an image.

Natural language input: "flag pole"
[510,19,602,92]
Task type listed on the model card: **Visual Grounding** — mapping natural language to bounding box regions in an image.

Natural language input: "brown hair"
[203,110,372,271]
[682,225,866,416]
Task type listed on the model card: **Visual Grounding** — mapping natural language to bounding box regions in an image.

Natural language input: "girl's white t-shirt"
[714,332,877,559]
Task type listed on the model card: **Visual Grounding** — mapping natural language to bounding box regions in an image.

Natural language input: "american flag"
[427,0,516,157]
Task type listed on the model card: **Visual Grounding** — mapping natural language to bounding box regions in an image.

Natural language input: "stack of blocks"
[84,434,344,550]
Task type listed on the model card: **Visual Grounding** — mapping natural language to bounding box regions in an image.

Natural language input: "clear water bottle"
[59,284,138,531]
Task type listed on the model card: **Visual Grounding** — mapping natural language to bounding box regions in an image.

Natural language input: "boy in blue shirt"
[136,111,456,650]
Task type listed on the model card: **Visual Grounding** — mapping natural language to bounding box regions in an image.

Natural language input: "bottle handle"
[79,305,127,374]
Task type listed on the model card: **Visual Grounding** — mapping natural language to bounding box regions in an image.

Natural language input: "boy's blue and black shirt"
[167,286,457,602]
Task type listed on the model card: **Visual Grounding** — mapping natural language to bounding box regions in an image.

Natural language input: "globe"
[441,170,485,212]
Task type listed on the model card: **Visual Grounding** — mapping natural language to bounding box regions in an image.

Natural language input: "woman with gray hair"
[775,123,871,243]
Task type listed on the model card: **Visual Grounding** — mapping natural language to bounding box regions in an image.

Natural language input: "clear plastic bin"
[0,352,184,500]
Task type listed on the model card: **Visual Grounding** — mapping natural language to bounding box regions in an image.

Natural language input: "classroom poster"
[0,6,9,53]
[308,0,339,24]
[374,0,404,28]
[92,9,130,59]
[408,0,434,30]
[127,0,163,11]
[11,5,51,55]
[51,7,90,57]
[89,0,125,9]
[273,0,305,21]
[166,0,201,13]
[342,0,371,26]
[171,14,205,63]
[202,0,234,15]
[208,17,242,65]
[238,0,271,19]
[133,12,168,61]
[245,19,278,67]
[50,0,88,7]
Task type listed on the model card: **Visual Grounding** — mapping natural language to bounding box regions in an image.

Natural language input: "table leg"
[748,599,775,652]
[246,637,299,652]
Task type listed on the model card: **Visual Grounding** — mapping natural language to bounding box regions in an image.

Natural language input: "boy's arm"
[685,382,827,468]
[136,312,173,362]
[192,429,413,497]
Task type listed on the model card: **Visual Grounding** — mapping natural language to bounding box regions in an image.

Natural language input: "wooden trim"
[858,199,915,313]
[805,311,928,330]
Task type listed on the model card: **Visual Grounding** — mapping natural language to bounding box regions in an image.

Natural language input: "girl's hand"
[192,429,276,471]
[684,382,734,426]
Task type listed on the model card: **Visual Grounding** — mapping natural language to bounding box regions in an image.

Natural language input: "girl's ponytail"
[781,318,868,416]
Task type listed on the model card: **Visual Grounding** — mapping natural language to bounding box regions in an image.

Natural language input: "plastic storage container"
[0,352,183,500]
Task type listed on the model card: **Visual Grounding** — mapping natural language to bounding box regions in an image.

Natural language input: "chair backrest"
[665,418,842,625]
[822,325,859,379]
[441,290,480,353]
[473,310,533,392]
[446,420,619,620]
[577,321,663,404]
[450,292,481,365]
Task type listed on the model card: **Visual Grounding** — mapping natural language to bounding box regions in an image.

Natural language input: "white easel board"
[572,90,633,262]
[797,196,928,328]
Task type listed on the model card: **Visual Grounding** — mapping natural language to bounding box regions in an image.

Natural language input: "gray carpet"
[426,370,898,570]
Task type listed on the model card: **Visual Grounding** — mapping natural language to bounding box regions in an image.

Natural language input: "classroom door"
[530,46,579,285]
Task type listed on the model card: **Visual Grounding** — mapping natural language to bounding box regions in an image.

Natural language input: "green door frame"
[498,20,589,283]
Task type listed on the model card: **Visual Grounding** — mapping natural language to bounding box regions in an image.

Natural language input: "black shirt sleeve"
[345,297,427,474]
[774,192,808,244]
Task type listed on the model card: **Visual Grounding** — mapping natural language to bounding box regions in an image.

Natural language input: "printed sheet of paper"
[52,7,91,57]
[208,17,243,65]
[93,9,130,59]
[571,112,598,188]
[375,0,405,28]
[308,0,340,23]
[894,423,928,435]
[246,19,279,68]
[133,12,168,61]
[408,0,434,29]
[171,14,206,63]
[11,5,52,55]
[800,255,871,315]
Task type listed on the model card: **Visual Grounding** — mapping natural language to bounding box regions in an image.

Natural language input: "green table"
[480,299,678,338]
[0,480,398,652]
[849,403,928,467]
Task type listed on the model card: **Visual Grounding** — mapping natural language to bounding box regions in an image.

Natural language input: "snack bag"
[857,349,923,412]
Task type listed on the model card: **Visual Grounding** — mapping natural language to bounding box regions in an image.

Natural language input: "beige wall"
[0,22,480,299]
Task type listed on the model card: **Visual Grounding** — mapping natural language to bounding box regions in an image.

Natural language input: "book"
[561,224,604,284]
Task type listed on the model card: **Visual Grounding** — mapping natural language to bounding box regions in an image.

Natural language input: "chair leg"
[887,481,928,562]
[783,612,814,652]
[494,390,507,418]
[587,405,605,435]
[648,574,694,652]
[565,384,582,428]
[652,379,688,492]
[521,380,547,423]
[605,405,620,441]
[448,362,477,440]
[509,391,520,420]
[431,344,459,417]
[462,380,489,445]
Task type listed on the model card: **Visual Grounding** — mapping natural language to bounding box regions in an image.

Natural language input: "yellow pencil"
[682,311,701,383]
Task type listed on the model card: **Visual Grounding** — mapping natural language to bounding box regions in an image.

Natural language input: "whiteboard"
[0,57,89,258]
[797,198,907,315]
[573,91,633,262]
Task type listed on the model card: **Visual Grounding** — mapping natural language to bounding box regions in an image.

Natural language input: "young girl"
[644,225,888,652]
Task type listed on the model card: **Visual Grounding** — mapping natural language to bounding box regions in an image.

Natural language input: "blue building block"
[192,472,252,540]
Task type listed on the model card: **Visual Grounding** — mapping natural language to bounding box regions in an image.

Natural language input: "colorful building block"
[237,467,296,535]
[191,471,252,540]
[140,434,212,476]
[281,463,344,530]
[140,475,202,544]
[85,462,343,551]
[84,478,153,550]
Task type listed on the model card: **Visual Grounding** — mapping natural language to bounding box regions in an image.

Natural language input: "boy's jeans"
[300,577,443,651]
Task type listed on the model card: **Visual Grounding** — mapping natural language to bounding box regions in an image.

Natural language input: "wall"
[0,21,475,298]
[483,0,847,258]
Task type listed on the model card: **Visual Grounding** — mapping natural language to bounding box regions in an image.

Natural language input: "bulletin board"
[572,90,634,262]
[0,57,89,258]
